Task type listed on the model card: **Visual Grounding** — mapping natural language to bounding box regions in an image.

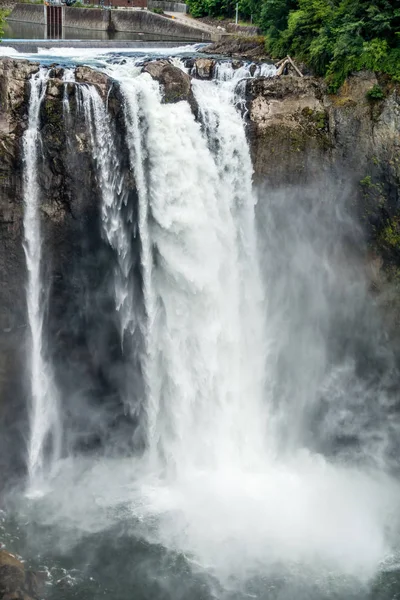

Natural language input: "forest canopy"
[187,0,400,89]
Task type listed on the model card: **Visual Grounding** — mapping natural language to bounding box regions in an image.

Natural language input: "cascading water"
[22,69,62,490]
[5,50,400,600]
[78,83,134,342]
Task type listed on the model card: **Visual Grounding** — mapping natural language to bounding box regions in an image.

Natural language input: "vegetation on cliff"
[189,0,400,90]
[0,8,8,36]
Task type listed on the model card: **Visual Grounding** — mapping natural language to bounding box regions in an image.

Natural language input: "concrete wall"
[8,3,44,24]
[225,23,261,36]
[110,9,210,40]
[148,1,187,12]
[64,7,109,30]
[83,0,147,7]
[8,3,212,40]
[111,0,147,6]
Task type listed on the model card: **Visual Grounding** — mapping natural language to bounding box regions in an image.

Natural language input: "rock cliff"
[0,549,45,600]
[246,71,400,320]
[0,57,399,488]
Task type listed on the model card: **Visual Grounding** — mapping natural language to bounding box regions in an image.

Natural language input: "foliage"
[152,7,164,13]
[366,84,385,101]
[360,175,373,187]
[185,0,257,19]
[0,8,9,37]
[73,2,96,7]
[381,218,400,249]
[187,0,400,89]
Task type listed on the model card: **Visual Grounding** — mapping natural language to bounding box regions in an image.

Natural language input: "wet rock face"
[142,60,199,117]
[0,59,39,132]
[0,550,45,600]
[247,70,400,329]
[0,60,126,489]
[0,59,41,489]
[75,66,109,98]
[246,72,400,196]
[36,67,138,459]
[246,76,330,185]
[193,58,215,80]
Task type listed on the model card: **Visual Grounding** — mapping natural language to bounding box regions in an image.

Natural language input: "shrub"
[366,85,385,101]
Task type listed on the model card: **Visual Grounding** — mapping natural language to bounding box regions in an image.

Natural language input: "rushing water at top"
[4,47,400,600]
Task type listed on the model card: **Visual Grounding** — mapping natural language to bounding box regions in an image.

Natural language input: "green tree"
[187,0,400,90]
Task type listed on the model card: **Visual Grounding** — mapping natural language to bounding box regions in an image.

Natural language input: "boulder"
[0,550,46,600]
[232,60,244,70]
[143,60,192,104]
[46,78,63,99]
[75,66,109,98]
[0,550,25,595]
[183,57,195,72]
[143,59,169,80]
[50,66,64,79]
[194,58,215,80]
[0,59,39,135]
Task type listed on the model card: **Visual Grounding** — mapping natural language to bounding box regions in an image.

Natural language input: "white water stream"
[23,69,62,489]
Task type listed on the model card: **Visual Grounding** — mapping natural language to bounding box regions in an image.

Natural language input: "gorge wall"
[246,72,400,333]
[0,56,399,488]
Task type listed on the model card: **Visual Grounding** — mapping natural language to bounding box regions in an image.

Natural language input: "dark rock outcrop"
[0,60,139,489]
[246,72,400,234]
[246,70,400,332]
[203,37,269,61]
[143,60,198,116]
[0,550,45,600]
[75,66,109,98]
[246,76,329,185]
[193,58,215,80]
[0,59,41,486]
[143,60,193,104]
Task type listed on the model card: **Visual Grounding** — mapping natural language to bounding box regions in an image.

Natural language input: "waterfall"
[98,67,269,471]
[78,84,135,342]
[14,54,400,594]
[23,69,62,489]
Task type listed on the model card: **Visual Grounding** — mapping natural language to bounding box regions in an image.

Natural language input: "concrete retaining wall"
[110,9,210,40]
[64,7,109,30]
[148,1,187,12]
[7,3,44,24]
[8,3,212,40]
[111,0,147,7]
[225,23,261,36]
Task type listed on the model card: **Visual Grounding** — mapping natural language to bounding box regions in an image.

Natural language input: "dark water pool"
[2,504,400,600]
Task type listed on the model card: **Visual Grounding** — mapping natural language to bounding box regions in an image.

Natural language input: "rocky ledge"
[203,37,269,62]
[0,56,398,302]
[0,550,45,600]
[246,72,400,276]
